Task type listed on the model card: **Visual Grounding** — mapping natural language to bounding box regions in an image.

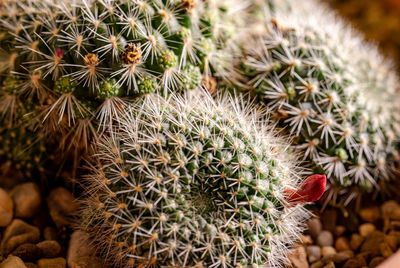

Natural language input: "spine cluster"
[81,91,310,267]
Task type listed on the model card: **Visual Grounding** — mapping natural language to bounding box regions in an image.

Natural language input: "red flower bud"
[284,174,326,206]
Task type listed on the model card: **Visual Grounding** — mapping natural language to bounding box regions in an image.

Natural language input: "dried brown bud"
[121,43,142,65]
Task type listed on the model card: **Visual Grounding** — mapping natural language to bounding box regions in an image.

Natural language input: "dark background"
[323,0,400,72]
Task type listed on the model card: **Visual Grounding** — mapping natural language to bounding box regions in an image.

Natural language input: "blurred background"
[323,0,400,72]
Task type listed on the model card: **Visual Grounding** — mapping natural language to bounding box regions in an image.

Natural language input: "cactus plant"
[237,0,400,206]
[0,0,248,174]
[80,91,322,267]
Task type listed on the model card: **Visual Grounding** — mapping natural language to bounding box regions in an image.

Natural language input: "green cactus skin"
[0,0,249,174]
[236,0,400,206]
[80,91,310,267]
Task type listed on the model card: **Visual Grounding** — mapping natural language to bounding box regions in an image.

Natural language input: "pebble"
[359,223,376,237]
[332,251,352,263]
[359,206,380,222]
[310,260,324,268]
[0,188,13,227]
[317,231,333,247]
[381,201,399,218]
[43,227,57,241]
[0,255,27,268]
[333,226,345,237]
[307,246,321,263]
[25,263,37,268]
[67,231,95,268]
[342,257,366,268]
[37,258,66,268]
[335,237,350,251]
[322,262,335,268]
[360,231,384,257]
[10,182,41,219]
[69,256,104,268]
[389,207,400,221]
[37,240,61,258]
[321,246,336,257]
[0,219,40,255]
[12,243,41,262]
[384,234,397,251]
[350,234,364,251]
[46,187,79,228]
[288,246,309,268]
[308,218,322,239]
[369,256,385,268]
[300,235,313,245]
[379,242,393,258]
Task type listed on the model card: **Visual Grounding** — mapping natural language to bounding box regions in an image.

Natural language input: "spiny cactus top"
[238,0,400,205]
[80,91,312,267]
[0,0,248,172]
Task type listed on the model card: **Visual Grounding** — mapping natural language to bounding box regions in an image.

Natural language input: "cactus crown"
[238,0,400,205]
[80,91,310,267]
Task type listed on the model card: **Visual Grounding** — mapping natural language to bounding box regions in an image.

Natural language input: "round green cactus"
[80,91,311,267]
[237,0,400,205]
[0,0,249,173]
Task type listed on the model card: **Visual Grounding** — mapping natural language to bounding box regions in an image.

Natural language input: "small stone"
[307,218,322,239]
[359,223,375,237]
[321,246,336,257]
[381,200,399,218]
[322,262,335,268]
[342,258,365,268]
[67,231,95,268]
[332,251,352,263]
[369,257,385,268]
[360,231,385,257]
[333,226,345,237]
[317,231,334,247]
[390,221,400,230]
[288,246,309,268]
[307,246,321,263]
[70,256,104,268]
[310,260,324,268]
[350,234,364,251]
[37,258,66,268]
[359,206,380,222]
[0,255,27,268]
[46,188,78,228]
[24,263,37,268]
[0,219,40,255]
[43,227,57,241]
[389,207,400,221]
[384,234,397,251]
[37,241,61,258]
[379,242,393,258]
[335,237,350,251]
[12,243,41,262]
[10,182,41,219]
[0,188,13,227]
[300,234,313,245]
[321,210,337,232]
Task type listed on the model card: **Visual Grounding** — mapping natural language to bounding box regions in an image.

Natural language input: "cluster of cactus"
[0,0,248,174]
[80,91,314,267]
[237,0,400,206]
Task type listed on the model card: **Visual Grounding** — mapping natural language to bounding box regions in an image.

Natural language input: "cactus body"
[80,91,310,267]
[0,0,248,174]
[237,0,400,205]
